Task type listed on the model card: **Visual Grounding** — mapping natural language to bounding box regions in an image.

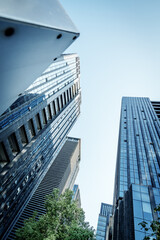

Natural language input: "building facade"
[72,184,81,207]
[112,97,160,240]
[0,53,81,239]
[96,203,112,240]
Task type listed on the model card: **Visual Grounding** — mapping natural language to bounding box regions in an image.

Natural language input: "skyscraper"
[96,203,112,240]
[0,53,81,239]
[112,97,160,240]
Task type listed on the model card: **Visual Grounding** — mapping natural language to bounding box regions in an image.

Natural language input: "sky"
[61,0,160,229]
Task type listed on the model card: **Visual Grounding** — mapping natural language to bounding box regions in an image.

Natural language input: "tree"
[15,189,95,240]
[139,205,160,240]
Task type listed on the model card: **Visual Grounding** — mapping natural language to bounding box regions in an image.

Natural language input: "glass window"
[135,231,145,240]
[142,202,151,213]
[53,101,56,115]
[28,119,35,137]
[142,202,152,221]
[60,94,63,108]
[141,193,150,202]
[8,133,20,156]
[140,186,148,193]
[154,195,160,205]
[132,184,140,192]
[134,217,145,232]
[133,200,143,219]
[133,191,141,201]
[47,104,52,120]
[0,142,8,162]
[57,97,60,112]
[42,109,47,125]
[35,113,42,131]
[19,125,28,146]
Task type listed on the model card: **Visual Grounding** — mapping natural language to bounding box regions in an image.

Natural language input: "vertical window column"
[60,94,64,109]
[35,113,42,131]
[64,92,67,105]
[3,139,14,161]
[8,132,20,157]
[19,125,28,147]
[42,108,47,125]
[47,104,52,120]
[0,142,9,162]
[67,89,70,102]
[56,97,61,112]
[52,100,57,116]
[28,118,36,138]
[24,122,32,142]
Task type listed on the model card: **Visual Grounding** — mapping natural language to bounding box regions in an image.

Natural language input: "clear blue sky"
[61,0,160,229]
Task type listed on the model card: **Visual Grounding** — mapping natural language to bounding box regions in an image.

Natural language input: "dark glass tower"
[112,97,160,240]
[96,203,112,240]
[0,54,81,239]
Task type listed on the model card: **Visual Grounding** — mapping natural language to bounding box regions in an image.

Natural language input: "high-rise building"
[0,53,81,239]
[96,203,112,240]
[112,97,160,240]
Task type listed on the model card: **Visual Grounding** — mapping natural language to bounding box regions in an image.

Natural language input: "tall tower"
[112,97,160,240]
[96,203,112,240]
[0,53,81,239]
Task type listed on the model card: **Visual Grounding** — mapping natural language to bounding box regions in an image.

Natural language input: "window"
[60,94,63,108]
[19,125,28,146]
[53,100,56,115]
[69,88,72,99]
[133,200,143,219]
[64,92,67,105]
[42,109,47,125]
[0,142,8,162]
[57,98,60,112]
[28,119,35,138]
[35,113,42,131]
[67,89,70,102]
[47,104,52,120]
[8,133,20,156]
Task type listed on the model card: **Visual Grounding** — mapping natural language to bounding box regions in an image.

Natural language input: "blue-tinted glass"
[99,216,107,222]
[133,191,141,200]
[133,200,143,218]
[143,212,153,221]
[140,186,148,193]
[98,221,106,227]
[141,193,150,202]
[142,202,151,213]
[96,230,105,237]
[135,231,145,240]
[153,188,160,196]
[132,184,140,192]
[134,218,145,232]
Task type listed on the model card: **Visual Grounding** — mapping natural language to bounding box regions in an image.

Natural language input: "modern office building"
[112,97,160,240]
[0,53,81,239]
[96,203,112,240]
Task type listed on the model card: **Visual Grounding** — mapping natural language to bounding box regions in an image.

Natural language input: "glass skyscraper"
[112,97,160,240]
[0,53,81,239]
[96,203,112,240]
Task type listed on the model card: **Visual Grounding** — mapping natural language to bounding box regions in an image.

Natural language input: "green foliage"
[15,189,95,240]
[139,205,160,240]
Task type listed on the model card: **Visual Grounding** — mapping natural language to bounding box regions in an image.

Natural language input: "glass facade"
[0,54,81,239]
[112,97,160,240]
[96,203,112,240]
